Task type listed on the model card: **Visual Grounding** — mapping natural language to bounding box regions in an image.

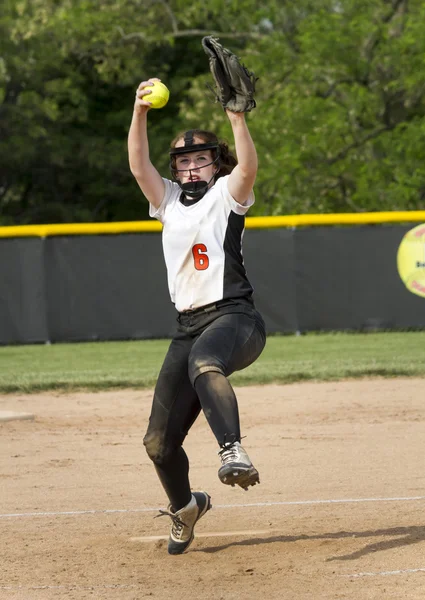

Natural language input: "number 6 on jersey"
[192,243,209,271]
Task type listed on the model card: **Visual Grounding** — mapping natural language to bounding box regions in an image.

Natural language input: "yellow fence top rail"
[1,211,425,238]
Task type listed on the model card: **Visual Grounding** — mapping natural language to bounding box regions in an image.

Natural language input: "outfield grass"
[0,332,424,393]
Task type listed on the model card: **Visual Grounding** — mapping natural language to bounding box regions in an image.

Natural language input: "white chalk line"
[344,567,425,578]
[1,495,424,519]
[0,584,138,590]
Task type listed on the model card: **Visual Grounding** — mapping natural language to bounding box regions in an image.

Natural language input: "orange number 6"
[192,243,209,270]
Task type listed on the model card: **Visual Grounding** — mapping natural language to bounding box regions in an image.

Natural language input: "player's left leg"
[189,308,266,489]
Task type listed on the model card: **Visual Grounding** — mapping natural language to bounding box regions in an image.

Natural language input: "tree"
[186,0,425,214]
[1,0,425,224]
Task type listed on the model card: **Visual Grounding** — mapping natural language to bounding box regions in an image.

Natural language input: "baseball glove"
[202,36,257,113]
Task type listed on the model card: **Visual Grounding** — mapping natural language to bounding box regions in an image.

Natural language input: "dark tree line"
[1,0,424,224]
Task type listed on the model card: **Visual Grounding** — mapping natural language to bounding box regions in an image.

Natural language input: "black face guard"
[169,130,221,201]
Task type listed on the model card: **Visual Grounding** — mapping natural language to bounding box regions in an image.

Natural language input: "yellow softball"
[396,223,425,298]
[146,81,170,109]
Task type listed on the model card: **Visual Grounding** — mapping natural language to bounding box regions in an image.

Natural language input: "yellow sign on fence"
[397,223,425,298]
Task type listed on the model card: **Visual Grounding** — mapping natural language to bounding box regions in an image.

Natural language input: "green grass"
[0,332,424,393]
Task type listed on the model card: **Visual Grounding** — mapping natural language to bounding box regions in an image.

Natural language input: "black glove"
[202,36,257,113]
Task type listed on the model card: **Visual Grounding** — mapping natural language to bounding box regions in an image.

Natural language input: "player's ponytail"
[216,140,238,178]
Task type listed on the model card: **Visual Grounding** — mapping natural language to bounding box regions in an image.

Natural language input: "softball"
[396,223,425,298]
[146,81,170,109]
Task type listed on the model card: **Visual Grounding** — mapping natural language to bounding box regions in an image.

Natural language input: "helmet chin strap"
[179,170,218,202]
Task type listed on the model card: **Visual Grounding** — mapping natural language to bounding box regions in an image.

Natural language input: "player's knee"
[188,355,224,386]
[143,431,169,465]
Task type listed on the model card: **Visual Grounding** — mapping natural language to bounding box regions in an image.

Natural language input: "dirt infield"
[1,379,425,600]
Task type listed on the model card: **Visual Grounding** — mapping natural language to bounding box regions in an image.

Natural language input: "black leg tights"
[145,309,265,511]
[194,371,241,446]
[151,371,241,510]
[153,447,192,512]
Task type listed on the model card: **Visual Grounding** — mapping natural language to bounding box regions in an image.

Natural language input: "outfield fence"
[1,212,425,344]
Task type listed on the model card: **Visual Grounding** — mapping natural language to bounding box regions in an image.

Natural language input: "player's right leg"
[143,332,211,553]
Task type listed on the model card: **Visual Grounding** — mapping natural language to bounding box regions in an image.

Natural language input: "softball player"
[128,78,266,555]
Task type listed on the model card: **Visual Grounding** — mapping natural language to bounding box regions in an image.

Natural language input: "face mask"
[169,130,220,201]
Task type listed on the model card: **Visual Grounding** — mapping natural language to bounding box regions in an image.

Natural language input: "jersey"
[149,175,255,312]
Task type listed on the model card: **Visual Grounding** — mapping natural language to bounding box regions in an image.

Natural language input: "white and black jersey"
[149,175,255,312]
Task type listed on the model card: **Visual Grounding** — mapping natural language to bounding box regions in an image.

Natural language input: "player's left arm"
[226,110,258,205]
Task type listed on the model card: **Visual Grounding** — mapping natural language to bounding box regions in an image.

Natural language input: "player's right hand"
[134,78,161,113]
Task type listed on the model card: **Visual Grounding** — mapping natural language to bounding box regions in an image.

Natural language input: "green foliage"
[1,0,425,224]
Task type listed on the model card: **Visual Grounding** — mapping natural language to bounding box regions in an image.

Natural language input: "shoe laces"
[218,441,241,466]
[155,508,187,540]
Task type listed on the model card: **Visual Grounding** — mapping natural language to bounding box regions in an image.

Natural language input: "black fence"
[1,225,424,344]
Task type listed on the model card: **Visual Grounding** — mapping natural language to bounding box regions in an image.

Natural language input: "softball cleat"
[218,441,260,490]
[156,491,212,555]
